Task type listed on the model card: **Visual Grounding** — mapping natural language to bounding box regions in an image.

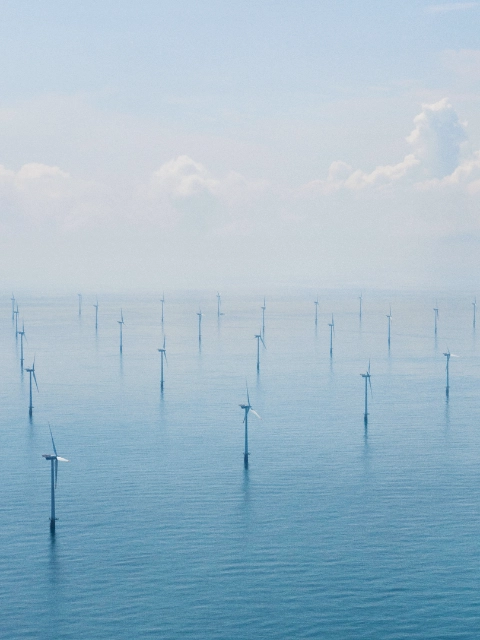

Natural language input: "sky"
[1,0,480,292]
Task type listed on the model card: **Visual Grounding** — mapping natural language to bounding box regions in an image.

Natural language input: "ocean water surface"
[1,290,480,639]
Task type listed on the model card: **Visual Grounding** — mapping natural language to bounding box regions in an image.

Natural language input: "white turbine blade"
[450,354,459,358]
[49,424,57,456]
[33,370,39,392]
[57,456,69,462]
[250,409,262,419]
[260,335,266,348]
[55,458,58,489]
[368,359,371,374]
[246,383,251,406]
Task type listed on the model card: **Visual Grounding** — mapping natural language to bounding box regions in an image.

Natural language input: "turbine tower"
[255,331,266,371]
[239,386,261,469]
[387,306,392,349]
[434,305,439,336]
[158,337,167,390]
[93,300,99,331]
[217,292,222,318]
[473,298,477,330]
[261,297,266,338]
[17,321,26,366]
[160,293,165,324]
[360,361,372,426]
[314,297,319,326]
[78,293,82,317]
[14,304,19,335]
[118,309,125,353]
[25,358,39,416]
[42,425,69,531]
[443,349,459,398]
[328,314,335,357]
[359,293,363,321]
[197,310,203,342]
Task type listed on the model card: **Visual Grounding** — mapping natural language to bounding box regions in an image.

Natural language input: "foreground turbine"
[42,425,69,531]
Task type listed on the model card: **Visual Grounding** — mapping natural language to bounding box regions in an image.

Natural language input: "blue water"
[2,290,480,639]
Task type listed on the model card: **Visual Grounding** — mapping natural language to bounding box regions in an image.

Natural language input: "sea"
[1,289,480,639]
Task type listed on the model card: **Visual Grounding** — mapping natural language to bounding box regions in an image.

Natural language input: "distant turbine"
[17,321,26,366]
[217,292,224,318]
[118,309,125,353]
[157,337,167,390]
[11,293,15,320]
[197,310,203,342]
[328,314,335,357]
[239,386,261,468]
[359,292,363,321]
[14,304,19,335]
[434,305,439,336]
[255,331,266,371]
[473,298,477,330]
[160,292,165,324]
[42,425,69,531]
[261,297,266,337]
[314,297,319,326]
[360,360,372,426]
[78,293,82,317]
[25,358,39,416]
[387,306,392,349]
[443,349,459,398]
[93,300,99,331]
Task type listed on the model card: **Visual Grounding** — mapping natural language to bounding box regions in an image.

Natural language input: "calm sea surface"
[2,290,480,639]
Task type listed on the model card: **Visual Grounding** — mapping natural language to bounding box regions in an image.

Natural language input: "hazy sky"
[1,0,480,292]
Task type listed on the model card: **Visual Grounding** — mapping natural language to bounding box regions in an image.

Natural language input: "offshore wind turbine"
[93,300,99,331]
[11,293,15,320]
[261,297,266,337]
[118,309,125,353]
[14,304,19,335]
[314,297,319,326]
[25,358,39,416]
[17,321,26,366]
[160,292,165,324]
[255,331,266,371]
[78,294,82,316]
[239,386,261,468]
[158,337,167,390]
[217,292,223,318]
[473,298,477,329]
[443,349,459,398]
[359,293,363,321]
[42,425,69,531]
[387,306,392,349]
[197,310,203,342]
[434,304,439,336]
[360,361,372,426]
[328,314,335,357]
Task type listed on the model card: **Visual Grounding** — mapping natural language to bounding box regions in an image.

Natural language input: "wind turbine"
[118,309,124,353]
[443,349,459,398]
[314,297,319,326]
[42,425,69,531]
[473,298,477,329]
[158,337,167,390]
[25,358,39,416]
[261,297,266,338]
[239,386,261,468]
[387,306,392,349]
[93,300,99,331]
[160,292,165,324]
[255,331,266,371]
[328,314,335,357]
[359,292,363,321]
[14,304,19,335]
[197,310,203,342]
[217,292,222,318]
[17,321,26,366]
[78,293,82,316]
[434,304,439,336]
[360,360,372,426]
[11,293,15,320]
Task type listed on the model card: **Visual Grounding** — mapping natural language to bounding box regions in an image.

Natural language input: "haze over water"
[2,290,480,639]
